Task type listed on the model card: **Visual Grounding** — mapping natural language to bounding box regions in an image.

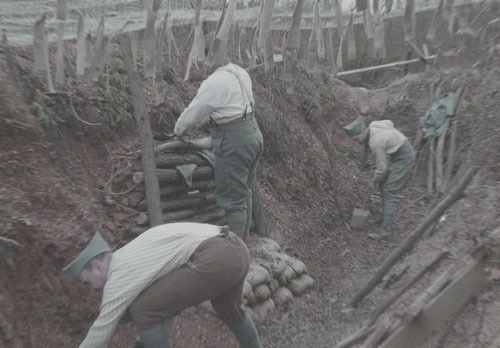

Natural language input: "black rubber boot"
[228,313,262,348]
[138,324,171,348]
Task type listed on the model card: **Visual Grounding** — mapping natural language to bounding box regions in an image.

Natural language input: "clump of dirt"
[1,9,500,348]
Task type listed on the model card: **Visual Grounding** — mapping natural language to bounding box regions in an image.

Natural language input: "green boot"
[228,313,262,348]
[382,198,397,228]
[226,209,247,239]
[138,323,171,348]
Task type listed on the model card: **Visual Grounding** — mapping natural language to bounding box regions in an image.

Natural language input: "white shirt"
[174,63,255,136]
[79,223,220,348]
[368,120,407,177]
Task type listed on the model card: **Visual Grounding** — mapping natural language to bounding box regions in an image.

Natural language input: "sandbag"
[249,237,281,254]
[287,273,315,296]
[269,278,280,293]
[269,251,307,275]
[278,265,297,286]
[243,280,252,298]
[250,298,276,322]
[254,283,272,302]
[272,287,294,306]
[246,290,257,306]
[245,263,271,287]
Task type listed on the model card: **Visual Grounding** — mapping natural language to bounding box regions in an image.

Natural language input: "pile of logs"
[244,238,315,322]
[135,141,227,228]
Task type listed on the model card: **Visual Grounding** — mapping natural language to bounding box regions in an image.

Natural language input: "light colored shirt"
[368,120,407,178]
[174,63,255,136]
[79,222,221,348]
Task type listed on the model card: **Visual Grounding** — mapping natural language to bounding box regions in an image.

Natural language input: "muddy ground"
[1,7,500,348]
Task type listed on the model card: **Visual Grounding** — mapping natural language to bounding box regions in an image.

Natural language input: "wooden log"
[333,324,378,348]
[136,213,149,226]
[120,33,163,227]
[426,0,445,41]
[350,165,479,307]
[55,17,66,84]
[212,216,228,226]
[156,167,213,184]
[162,204,218,223]
[426,138,435,195]
[399,264,457,325]
[379,259,485,348]
[156,153,211,168]
[138,192,216,212]
[412,128,423,152]
[404,39,426,62]
[442,118,457,192]
[335,56,436,77]
[183,208,225,224]
[157,180,215,198]
[362,317,392,348]
[365,250,448,327]
[126,225,149,237]
[443,86,466,192]
[435,119,449,193]
[135,206,225,227]
[154,136,212,153]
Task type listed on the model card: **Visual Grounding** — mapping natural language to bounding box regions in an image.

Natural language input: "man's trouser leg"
[381,191,397,228]
[129,232,251,344]
[382,141,416,228]
[211,116,263,239]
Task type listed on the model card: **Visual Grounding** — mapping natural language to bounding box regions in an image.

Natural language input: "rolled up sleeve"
[174,81,217,136]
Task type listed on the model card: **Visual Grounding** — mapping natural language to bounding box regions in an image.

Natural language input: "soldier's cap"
[343,117,366,137]
[62,231,111,279]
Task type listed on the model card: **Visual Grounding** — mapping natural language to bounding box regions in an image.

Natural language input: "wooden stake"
[335,56,436,77]
[120,33,164,227]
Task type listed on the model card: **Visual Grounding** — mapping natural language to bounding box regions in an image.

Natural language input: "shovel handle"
[361,185,373,210]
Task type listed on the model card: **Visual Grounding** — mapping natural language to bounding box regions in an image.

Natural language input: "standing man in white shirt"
[62,223,262,348]
[174,32,264,242]
[344,117,416,232]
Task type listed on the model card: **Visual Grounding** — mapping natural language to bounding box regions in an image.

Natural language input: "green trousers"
[129,232,250,329]
[211,113,263,239]
[380,141,416,227]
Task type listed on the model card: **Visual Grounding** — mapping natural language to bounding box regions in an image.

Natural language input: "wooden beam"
[378,259,485,348]
[335,56,436,77]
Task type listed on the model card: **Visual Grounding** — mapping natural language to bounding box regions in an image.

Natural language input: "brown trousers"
[129,231,250,330]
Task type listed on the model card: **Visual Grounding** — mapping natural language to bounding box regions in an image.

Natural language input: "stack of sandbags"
[244,237,315,322]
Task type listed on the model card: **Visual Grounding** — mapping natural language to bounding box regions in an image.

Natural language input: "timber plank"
[378,259,485,348]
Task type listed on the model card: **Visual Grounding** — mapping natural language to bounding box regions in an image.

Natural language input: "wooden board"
[379,259,485,348]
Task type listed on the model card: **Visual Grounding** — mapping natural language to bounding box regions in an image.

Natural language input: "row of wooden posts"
[9,0,462,97]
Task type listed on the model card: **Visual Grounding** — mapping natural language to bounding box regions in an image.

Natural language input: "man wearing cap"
[63,223,262,348]
[174,32,263,242]
[344,117,416,232]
